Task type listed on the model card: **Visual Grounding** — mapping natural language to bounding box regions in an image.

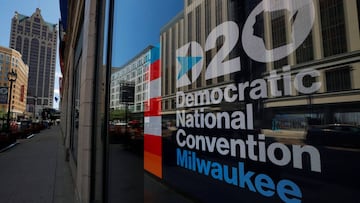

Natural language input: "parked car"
[109,122,128,143]
[306,124,360,148]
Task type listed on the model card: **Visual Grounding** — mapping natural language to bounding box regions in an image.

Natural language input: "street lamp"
[7,70,17,133]
[33,96,37,119]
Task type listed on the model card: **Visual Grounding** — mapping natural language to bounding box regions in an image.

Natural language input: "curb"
[26,134,36,139]
[0,142,19,153]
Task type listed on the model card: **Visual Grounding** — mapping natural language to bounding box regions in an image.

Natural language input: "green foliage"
[0,110,6,118]
[110,109,126,121]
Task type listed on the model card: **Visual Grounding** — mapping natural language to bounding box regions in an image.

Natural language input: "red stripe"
[149,60,161,81]
[144,151,162,178]
[144,97,162,117]
[144,134,162,156]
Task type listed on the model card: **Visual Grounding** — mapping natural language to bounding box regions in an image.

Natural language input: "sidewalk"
[0,125,77,203]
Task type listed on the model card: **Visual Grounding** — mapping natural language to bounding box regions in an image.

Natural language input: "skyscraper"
[9,8,57,115]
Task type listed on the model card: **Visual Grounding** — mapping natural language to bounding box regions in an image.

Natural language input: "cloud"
[55,71,63,78]
[54,89,60,95]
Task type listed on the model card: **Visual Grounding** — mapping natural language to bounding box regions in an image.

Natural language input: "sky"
[0,0,184,109]
[0,0,61,109]
[112,0,183,67]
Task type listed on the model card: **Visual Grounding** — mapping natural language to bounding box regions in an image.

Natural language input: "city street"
[0,126,77,203]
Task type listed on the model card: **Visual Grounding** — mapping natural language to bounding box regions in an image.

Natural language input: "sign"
[119,81,135,103]
[161,0,360,202]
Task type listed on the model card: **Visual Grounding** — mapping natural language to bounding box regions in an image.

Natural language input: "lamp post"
[7,70,17,133]
[33,96,37,119]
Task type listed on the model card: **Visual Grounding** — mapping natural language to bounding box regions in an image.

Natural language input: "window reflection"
[108,0,360,202]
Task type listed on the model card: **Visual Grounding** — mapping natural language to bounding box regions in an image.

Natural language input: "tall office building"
[9,8,57,115]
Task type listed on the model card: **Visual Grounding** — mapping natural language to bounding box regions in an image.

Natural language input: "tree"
[110,109,126,121]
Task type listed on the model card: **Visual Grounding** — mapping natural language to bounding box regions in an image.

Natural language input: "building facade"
[259,0,360,128]
[59,0,109,202]
[9,8,57,115]
[161,0,360,128]
[0,46,28,118]
[110,46,153,113]
[161,0,233,115]
[59,0,360,202]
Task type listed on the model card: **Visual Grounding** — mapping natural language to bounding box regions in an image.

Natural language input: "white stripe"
[148,78,161,98]
[144,116,162,136]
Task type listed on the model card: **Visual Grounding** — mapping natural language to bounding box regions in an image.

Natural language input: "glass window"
[271,10,288,69]
[326,67,351,92]
[103,0,360,202]
[320,0,347,57]
[70,24,83,163]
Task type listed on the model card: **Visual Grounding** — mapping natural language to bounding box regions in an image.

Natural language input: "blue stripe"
[150,44,160,64]
[176,56,202,79]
